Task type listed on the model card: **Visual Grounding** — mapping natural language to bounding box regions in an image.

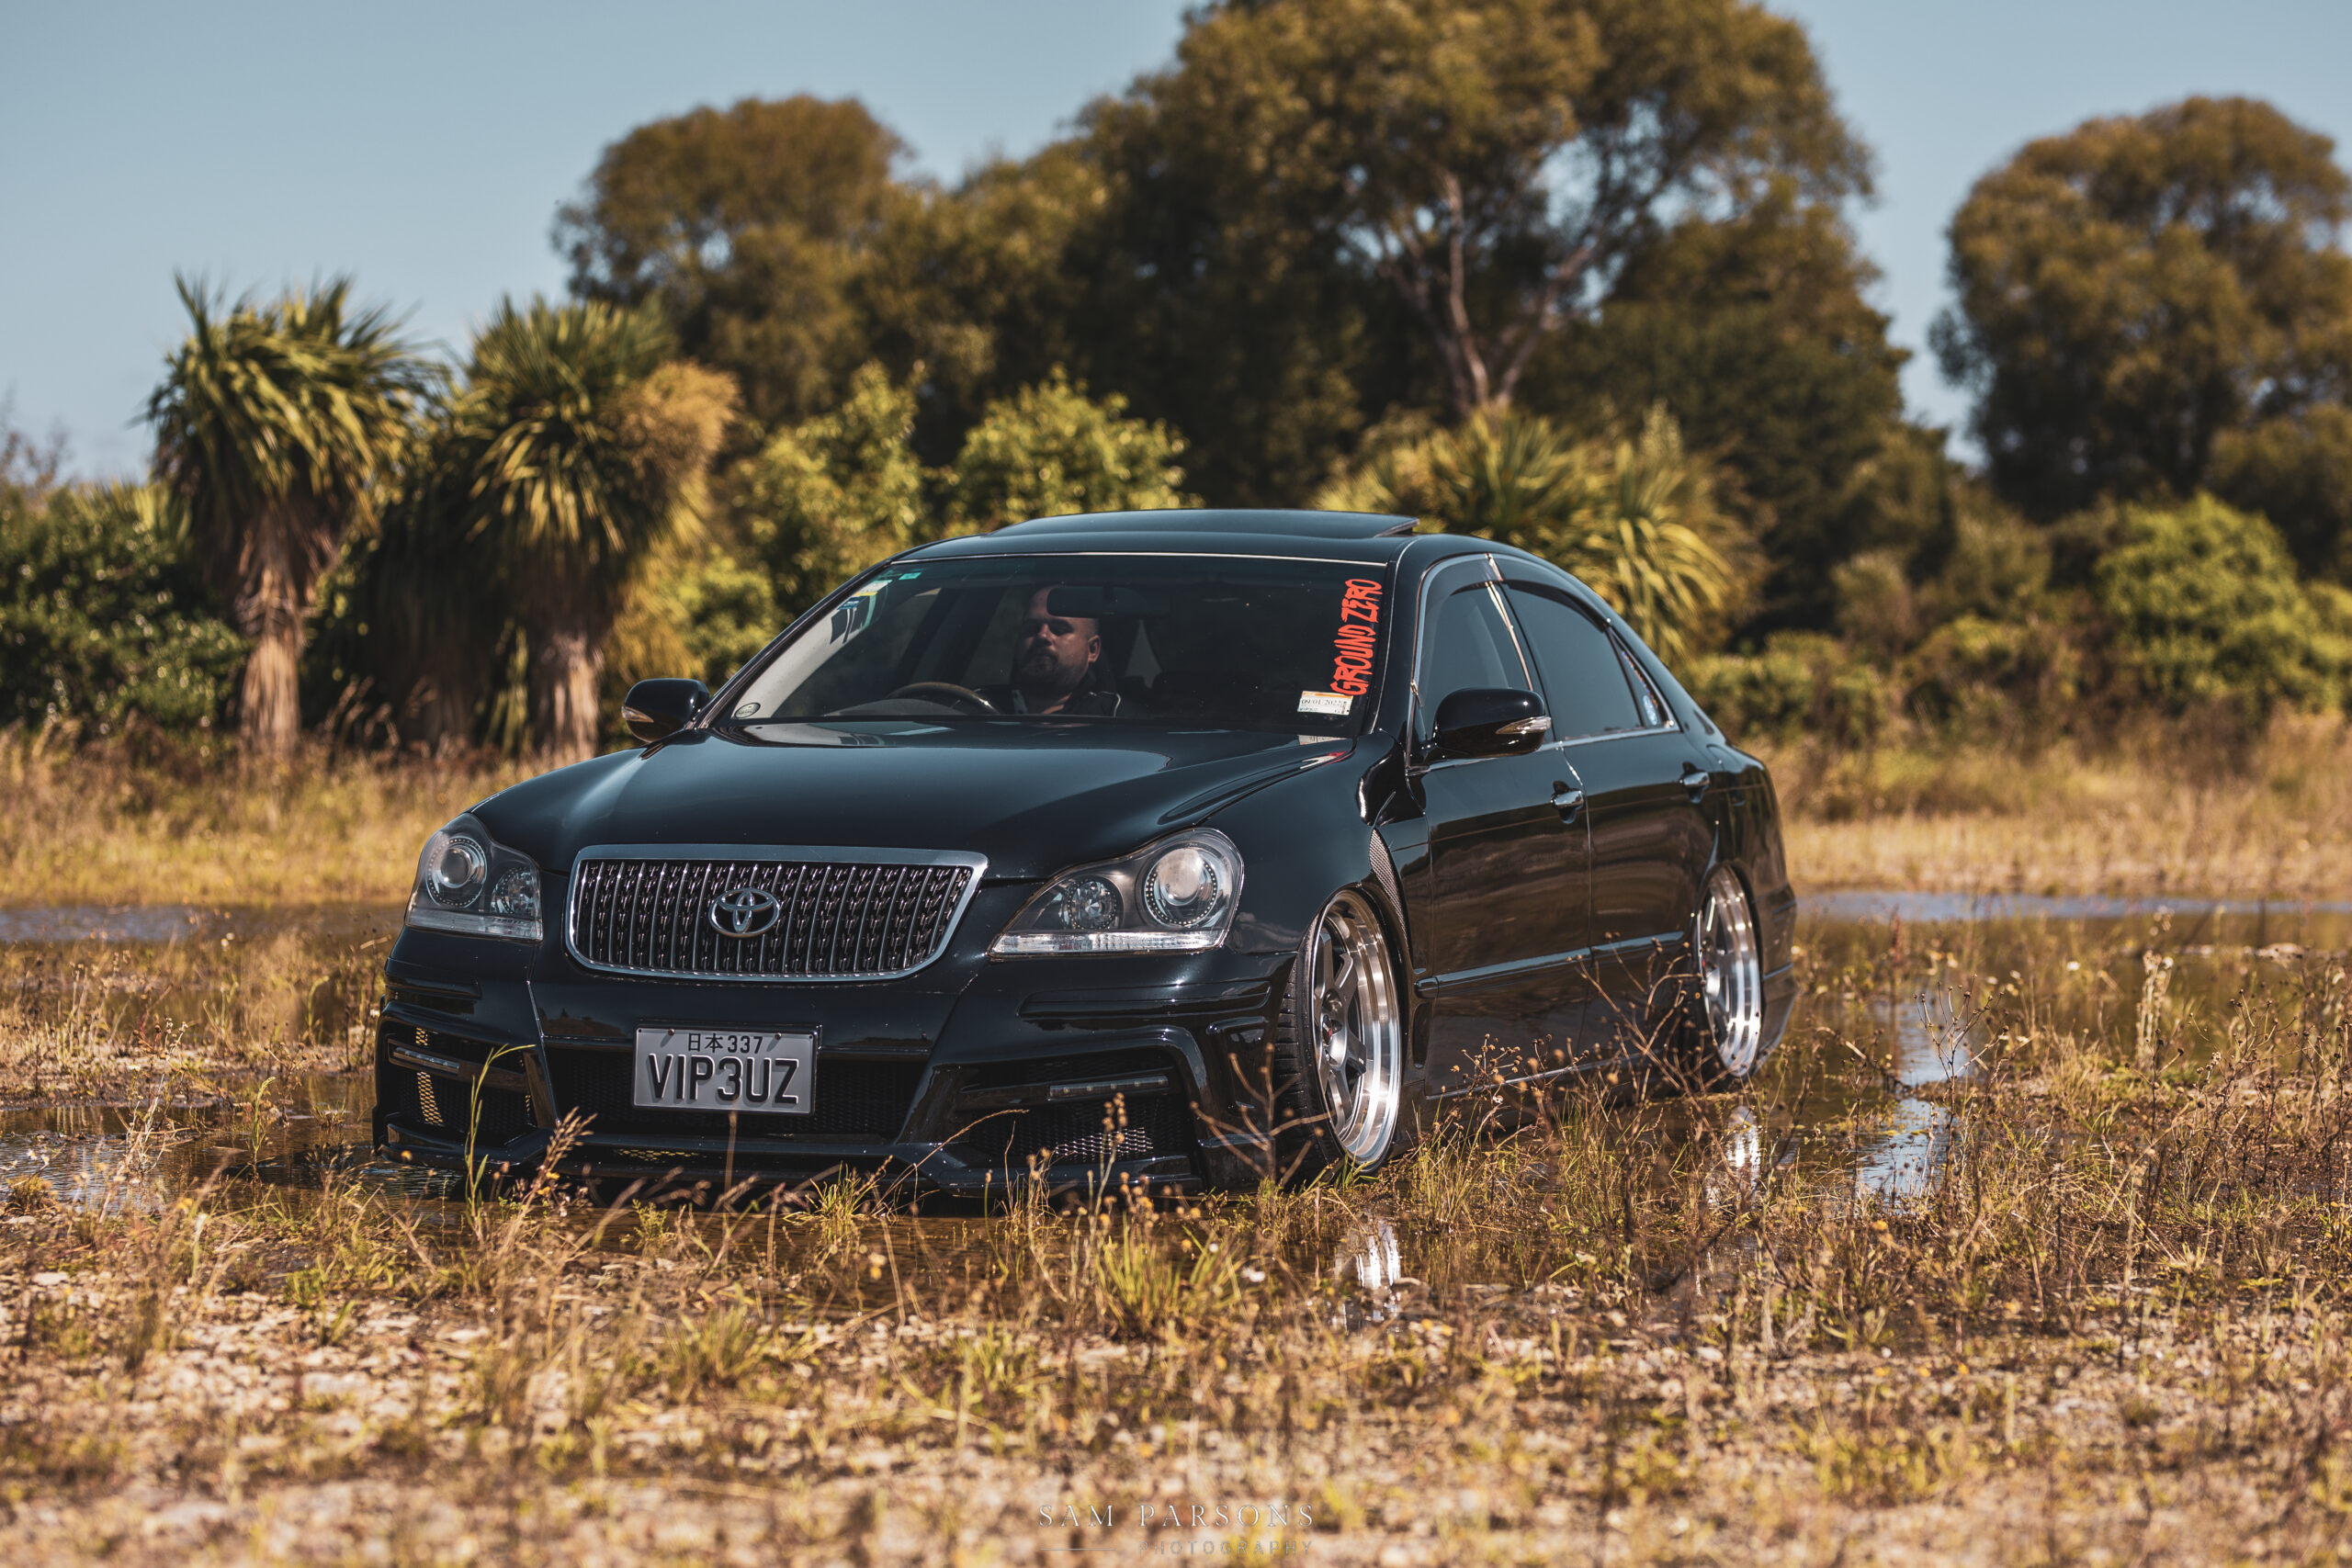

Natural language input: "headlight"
[404,815,544,942]
[991,830,1243,955]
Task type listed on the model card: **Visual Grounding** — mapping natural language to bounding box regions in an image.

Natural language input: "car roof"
[996,508,1417,540]
[902,507,1478,564]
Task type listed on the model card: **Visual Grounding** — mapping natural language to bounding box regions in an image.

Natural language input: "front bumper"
[373,919,1295,1197]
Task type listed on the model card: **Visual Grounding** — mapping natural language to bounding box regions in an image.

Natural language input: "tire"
[1682,863,1767,1089]
[1271,887,1407,1179]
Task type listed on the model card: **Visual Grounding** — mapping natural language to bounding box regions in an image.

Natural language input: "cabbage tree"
[453,299,735,761]
[146,276,424,752]
[1318,405,1747,662]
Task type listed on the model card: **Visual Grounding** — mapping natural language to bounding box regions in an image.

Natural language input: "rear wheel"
[1272,888,1404,1177]
[1689,864,1765,1086]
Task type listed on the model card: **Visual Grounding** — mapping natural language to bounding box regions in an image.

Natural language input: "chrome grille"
[565,848,983,980]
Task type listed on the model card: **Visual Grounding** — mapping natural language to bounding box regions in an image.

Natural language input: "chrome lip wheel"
[1698,866,1765,1077]
[1306,889,1403,1165]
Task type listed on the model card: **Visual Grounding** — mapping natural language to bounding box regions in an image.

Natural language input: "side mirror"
[1430,687,1551,758]
[622,678,710,745]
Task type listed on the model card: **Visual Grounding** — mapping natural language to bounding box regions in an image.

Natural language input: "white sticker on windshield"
[1297,690,1353,717]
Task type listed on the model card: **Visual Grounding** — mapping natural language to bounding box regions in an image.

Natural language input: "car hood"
[472,723,1361,882]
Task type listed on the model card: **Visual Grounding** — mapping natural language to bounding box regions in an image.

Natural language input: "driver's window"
[1416,583,1532,740]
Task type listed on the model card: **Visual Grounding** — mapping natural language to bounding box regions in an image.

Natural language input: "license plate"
[632,1027,816,1115]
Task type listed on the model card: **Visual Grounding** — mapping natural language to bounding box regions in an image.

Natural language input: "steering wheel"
[885,681,1000,715]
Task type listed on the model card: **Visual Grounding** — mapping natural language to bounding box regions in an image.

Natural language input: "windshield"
[721,555,1391,734]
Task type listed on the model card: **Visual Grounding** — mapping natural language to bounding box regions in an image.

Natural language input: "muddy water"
[3,897,2335,1269]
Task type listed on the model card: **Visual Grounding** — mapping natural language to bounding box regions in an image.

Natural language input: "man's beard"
[1018,647,1063,683]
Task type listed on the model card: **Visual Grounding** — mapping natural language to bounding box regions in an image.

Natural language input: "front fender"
[1209,750,1387,956]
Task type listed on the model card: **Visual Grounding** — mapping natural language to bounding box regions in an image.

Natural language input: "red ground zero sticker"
[1331,578,1383,696]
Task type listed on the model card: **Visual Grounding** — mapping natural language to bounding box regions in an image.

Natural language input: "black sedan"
[375,509,1796,1194]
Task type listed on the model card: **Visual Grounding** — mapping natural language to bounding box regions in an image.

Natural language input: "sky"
[3,1,2348,479]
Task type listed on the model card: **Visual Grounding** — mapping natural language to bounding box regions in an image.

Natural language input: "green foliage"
[1523,189,1911,626]
[727,364,1195,619]
[1685,632,1890,750]
[602,545,782,739]
[1102,0,1866,420]
[856,146,1106,456]
[556,96,907,429]
[145,276,426,750]
[670,551,782,681]
[0,482,243,734]
[725,362,929,621]
[1915,505,2055,627]
[2093,494,2348,718]
[563,3,1891,521]
[447,298,738,758]
[2210,406,2352,579]
[944,370,1193,532]
[1935,97,2352,549]
[1902,614,2082,738]
[1319,406,1747,663]
[456,300,730,585]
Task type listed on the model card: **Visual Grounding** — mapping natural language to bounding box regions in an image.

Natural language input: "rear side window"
[1417,584,1531,737]
[1505,587,1648,738]
[1617,647,1668,728]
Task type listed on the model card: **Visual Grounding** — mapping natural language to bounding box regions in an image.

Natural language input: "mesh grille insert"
[955,1091,1194,1173]
[568,855,976,979]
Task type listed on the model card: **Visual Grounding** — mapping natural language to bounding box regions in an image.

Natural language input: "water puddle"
[0,902,395,945]
[0,1073,384,1213]
[1807,890,2352,924]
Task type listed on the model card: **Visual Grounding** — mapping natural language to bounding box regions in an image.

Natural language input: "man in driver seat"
[979,586,1123,716]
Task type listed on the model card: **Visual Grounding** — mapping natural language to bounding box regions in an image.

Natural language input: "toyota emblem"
[707,886,783,939]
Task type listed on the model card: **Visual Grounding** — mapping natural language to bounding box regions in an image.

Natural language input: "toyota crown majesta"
[376,508,1796,1196]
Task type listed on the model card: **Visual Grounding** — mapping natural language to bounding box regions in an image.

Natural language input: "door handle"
[1679,767,1712,800]
[1551,786,1585,819]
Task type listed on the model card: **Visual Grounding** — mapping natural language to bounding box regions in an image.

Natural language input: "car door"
[1394,562,1591,1097]
[1501,583,1713,1063]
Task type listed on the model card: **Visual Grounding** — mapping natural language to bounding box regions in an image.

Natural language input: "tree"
[146,277,424,753]
[944,369,1193,531]
[1318,405,1746,661]
[1935,96,2352,552]
[724,362,931,621]
[854,145,1107,460]
[351,406,493,749]
[1100,0,1869,422]
[555,96,908,430]
[0,479,243,736]
[2094,493,2346,718]
[1521,188,1914,627]
[727,364,1198,620]
[453,299,736,761]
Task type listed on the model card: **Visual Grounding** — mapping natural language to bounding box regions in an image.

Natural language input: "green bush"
[0,482,243,734]
[1902,613,2083,736]
[2093,494,2347,718]
[944,368,1192,532]
[1687,632,1891,750]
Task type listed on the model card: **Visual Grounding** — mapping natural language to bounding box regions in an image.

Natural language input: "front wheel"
[1688,864,1766,1087]
[1272,888,1405,1178]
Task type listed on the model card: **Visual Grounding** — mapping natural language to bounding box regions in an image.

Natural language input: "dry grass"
[1769,713,2352,897]
[0,731,524,908]
[7,918,2352,1562]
